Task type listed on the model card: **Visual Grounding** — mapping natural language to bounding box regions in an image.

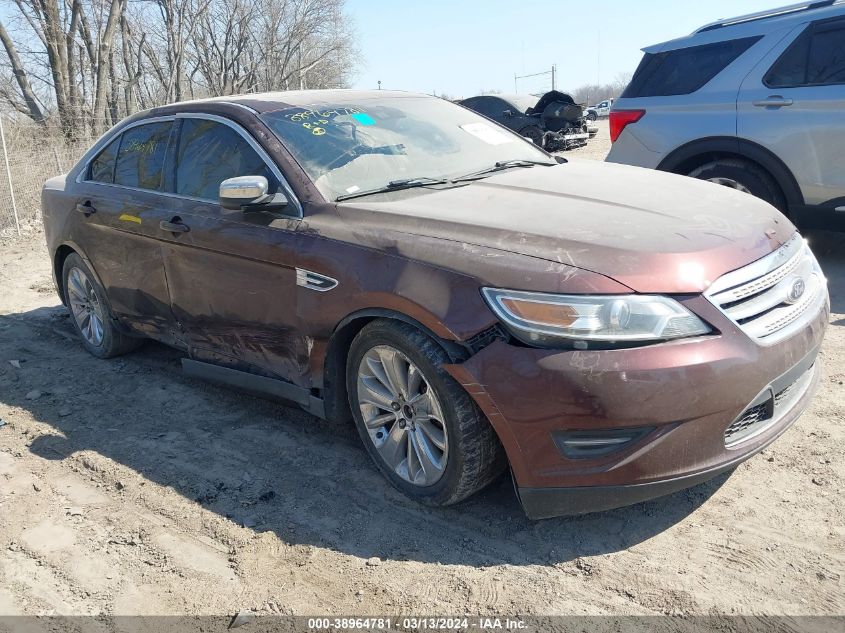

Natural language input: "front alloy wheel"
[357,345,449,486]
[346,319,506,506]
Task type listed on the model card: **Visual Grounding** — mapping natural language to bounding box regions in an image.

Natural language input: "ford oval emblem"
[786,278,806,304]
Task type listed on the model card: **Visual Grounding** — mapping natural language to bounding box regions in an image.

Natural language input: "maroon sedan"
[41,90,829,519]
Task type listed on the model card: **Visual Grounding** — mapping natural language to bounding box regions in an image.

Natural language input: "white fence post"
[0,114,21,236]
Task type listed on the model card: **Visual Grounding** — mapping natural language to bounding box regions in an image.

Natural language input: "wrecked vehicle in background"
[42,90,828,519]
[459,91,591,151]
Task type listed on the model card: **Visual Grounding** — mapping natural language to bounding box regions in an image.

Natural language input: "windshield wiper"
[454,159,556,182]
[335,176,452,201]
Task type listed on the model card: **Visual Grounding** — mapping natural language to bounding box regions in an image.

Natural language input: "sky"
[347,0,781,97]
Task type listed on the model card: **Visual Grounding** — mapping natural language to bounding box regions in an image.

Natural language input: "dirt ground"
[0,121,843,623]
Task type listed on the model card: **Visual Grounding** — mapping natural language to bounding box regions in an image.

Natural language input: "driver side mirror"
[219,176,287,212]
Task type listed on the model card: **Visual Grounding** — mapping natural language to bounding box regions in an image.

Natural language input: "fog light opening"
[553,427,654,459]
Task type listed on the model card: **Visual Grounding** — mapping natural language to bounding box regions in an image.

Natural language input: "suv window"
[174,118,276,201]
[623,36,762,97]
[765,20,845,87]
[113,121,172,190]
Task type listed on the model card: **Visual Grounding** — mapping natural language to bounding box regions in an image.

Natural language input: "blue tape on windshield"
[351,112,376,126]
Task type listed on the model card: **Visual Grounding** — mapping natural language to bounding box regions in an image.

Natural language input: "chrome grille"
[705,233,827,345]
[724,364,816,447]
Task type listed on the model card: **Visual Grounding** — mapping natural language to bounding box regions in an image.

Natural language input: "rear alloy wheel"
[347,319,506,506]
[67,266,106,347]
[687,158,786,211]
[62,253,142,358]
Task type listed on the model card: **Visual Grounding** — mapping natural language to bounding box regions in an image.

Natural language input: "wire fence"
[0,115,107,239]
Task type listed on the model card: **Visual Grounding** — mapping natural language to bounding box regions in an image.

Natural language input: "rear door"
[158,113,309,385]
[738,17,845,208]
[72,118,178,339]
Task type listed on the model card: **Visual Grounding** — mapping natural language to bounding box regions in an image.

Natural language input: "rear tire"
[62,253,143,359]
[687,158,786,212]
[347,319,506,506]
[519,125,544,147]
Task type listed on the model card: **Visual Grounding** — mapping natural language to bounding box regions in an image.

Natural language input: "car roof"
[150,89,435,115]
[643,0,845,52]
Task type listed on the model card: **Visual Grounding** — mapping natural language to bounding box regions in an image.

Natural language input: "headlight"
[481,288,710,347]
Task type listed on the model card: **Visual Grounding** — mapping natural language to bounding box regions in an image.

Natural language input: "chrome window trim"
[229,101,260,114]
[76,111,302,218]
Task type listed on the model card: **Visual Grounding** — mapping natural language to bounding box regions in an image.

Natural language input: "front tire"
[347,319,506,506]
[62,253,142,358]
[687,158,786,211]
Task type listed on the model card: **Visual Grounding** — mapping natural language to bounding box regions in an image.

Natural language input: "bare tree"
[0,0,358,136]
[0,21,46,122]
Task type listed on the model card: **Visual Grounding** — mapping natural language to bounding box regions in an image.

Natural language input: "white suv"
[606,0,845,229]
[585,98,614,121]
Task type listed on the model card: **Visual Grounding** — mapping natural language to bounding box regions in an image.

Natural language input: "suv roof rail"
[696,0,840,33]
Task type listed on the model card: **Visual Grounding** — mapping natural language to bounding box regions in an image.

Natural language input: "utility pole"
[597,30,601,85]
[551,64,556,91]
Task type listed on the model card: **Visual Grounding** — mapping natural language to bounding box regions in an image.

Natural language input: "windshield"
[259,95,552,202]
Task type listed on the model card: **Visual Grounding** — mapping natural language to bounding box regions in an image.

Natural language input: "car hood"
[338,159,795,293]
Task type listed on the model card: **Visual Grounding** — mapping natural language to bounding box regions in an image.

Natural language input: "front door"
[738,18,845,210]
[157,115,309,386]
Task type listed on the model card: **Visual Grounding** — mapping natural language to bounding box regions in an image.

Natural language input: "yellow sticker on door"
[118,214,142,224]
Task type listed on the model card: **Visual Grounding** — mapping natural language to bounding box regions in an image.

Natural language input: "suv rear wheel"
[347,319,506,506]
[688,158,786,211]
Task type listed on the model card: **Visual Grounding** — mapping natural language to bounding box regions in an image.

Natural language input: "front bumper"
[445,294,829,518]
[518,359,821,519]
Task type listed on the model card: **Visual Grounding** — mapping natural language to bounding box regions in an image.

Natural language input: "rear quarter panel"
[41,175,74,292]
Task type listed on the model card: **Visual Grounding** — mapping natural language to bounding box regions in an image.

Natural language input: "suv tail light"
[609,110,645,143]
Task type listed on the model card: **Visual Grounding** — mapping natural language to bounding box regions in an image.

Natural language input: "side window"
[175,118,275,201]
[492,99,509,115]
[113,121,172,190]
[466,98,499,118]
[88,137,120,183]
[808,25,845,84]
[766,21,845,87]
[622,36,762,97]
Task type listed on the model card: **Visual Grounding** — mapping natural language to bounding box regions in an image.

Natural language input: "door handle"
[752,96,793,108]
[159,219,190,233]
[76,201,96,216]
